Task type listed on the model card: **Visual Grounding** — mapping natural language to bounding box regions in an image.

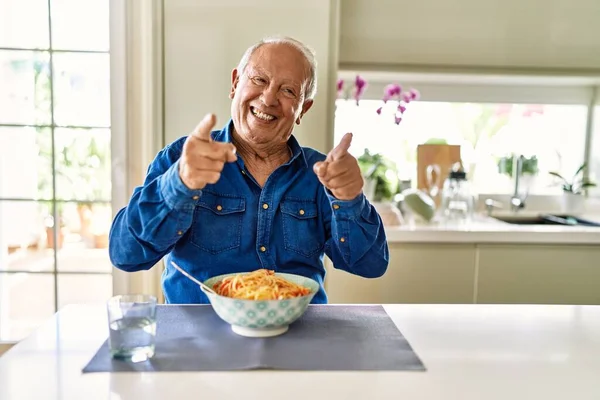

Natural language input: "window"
[334,73,596,198]
[0,0,112,341]
[335,100,588,196]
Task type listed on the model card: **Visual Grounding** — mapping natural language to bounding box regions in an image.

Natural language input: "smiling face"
[229,43,313,148]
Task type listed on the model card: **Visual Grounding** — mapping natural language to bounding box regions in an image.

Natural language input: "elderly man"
[109,36,389,304]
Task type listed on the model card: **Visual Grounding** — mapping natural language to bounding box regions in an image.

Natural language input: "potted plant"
[357,150,403,226]
[357,150,398,202]
[498,154,539,177]
[549,163,596,213]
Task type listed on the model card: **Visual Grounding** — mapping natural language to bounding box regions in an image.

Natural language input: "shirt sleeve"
[108,140,202,271]
[321,188,389,278]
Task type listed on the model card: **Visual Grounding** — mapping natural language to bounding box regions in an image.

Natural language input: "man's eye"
[283,89,296,96]
[253,77,266,84]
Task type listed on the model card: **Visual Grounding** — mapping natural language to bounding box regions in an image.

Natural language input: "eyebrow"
[247,67,303,89]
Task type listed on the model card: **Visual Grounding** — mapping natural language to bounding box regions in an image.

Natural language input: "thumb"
[191,113,217,141]
[313,161,329,177]
[328,132,353,161]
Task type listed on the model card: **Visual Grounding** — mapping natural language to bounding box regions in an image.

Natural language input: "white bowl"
[201,272,319,337]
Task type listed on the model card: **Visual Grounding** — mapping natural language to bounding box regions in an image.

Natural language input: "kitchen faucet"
[484,154,529,215]
[510,155,527,211]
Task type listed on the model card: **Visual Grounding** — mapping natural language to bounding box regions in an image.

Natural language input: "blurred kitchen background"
[1,0,599,344]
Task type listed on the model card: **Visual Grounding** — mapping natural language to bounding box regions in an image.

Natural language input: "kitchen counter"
[386,212,600,244]
[1,303,600,400]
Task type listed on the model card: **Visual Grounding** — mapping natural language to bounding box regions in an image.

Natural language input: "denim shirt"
[109,120,389,304]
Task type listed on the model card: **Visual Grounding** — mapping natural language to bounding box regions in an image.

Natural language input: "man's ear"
[296,99,314,125]
[229,69,240,99]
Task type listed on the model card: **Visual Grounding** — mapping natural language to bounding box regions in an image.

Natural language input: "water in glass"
[107,294,157,362]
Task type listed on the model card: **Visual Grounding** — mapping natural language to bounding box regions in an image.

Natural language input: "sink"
[493,214,600,226]
[493,215,560,225]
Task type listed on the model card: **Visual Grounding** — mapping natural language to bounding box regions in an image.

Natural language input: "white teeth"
[252,108,275,121]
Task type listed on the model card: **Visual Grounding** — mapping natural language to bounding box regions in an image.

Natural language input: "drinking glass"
[107,294,157,362]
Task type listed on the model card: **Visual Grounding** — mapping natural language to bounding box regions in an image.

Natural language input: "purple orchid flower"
[383,83,402,102]
[336,79,345,99]
[353,75,367,104]
[373,83,419,122]
[355,75,367,92]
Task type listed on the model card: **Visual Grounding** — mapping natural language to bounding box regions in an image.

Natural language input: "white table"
[1,304,599,400]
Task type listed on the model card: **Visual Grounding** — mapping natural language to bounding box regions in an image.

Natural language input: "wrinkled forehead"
[247,44,310,87]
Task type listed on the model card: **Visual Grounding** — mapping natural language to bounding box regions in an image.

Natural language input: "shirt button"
[177,230,183,236]
[333,204,340,210]
[299,209,305,215]
[241,170,246,175]
[259,246,267,252]
[216,205,223,211]
[192,195,199,200]
[262,203,269,210]
[340,237,346,243]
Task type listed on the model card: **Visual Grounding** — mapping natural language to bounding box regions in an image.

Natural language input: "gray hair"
[236,36,317,101]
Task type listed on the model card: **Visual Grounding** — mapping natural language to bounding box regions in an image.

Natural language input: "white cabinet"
[325,243,600,305]
[340,0,600,71]
[325,244,477,304]
[476,245,600,305]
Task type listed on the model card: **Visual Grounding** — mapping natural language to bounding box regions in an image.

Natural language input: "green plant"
[549,163,596,194]
[357,149,398,202]
[498,155,539,177]
[423,138,448,145]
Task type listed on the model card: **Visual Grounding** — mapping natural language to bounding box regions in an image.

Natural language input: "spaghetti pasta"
[212,269,312,300]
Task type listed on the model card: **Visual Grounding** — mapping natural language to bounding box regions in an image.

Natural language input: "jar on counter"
[441,168,474,221]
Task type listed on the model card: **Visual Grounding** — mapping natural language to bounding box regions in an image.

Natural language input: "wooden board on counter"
[417,144,461,206]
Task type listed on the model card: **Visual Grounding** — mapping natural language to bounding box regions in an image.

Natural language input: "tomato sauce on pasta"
[212,269,312,300]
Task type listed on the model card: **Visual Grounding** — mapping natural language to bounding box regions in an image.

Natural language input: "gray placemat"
[82,305,425,372]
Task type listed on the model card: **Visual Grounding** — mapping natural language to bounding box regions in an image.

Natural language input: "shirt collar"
[212,119,233,143]
[214,119,309,168]
[286,134,308,168]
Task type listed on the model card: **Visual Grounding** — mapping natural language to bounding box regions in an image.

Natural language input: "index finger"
[191,113,217,141]
[328,132,353,161]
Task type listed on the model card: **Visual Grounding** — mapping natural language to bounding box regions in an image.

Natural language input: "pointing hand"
[179,114,237,190]
[313,133,363,201]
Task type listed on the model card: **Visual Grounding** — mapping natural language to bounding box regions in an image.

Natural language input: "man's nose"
[260,86,278,107]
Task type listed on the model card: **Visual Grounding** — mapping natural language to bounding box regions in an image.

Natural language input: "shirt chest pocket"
[191,192,246,254]
[280,200,324,257]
